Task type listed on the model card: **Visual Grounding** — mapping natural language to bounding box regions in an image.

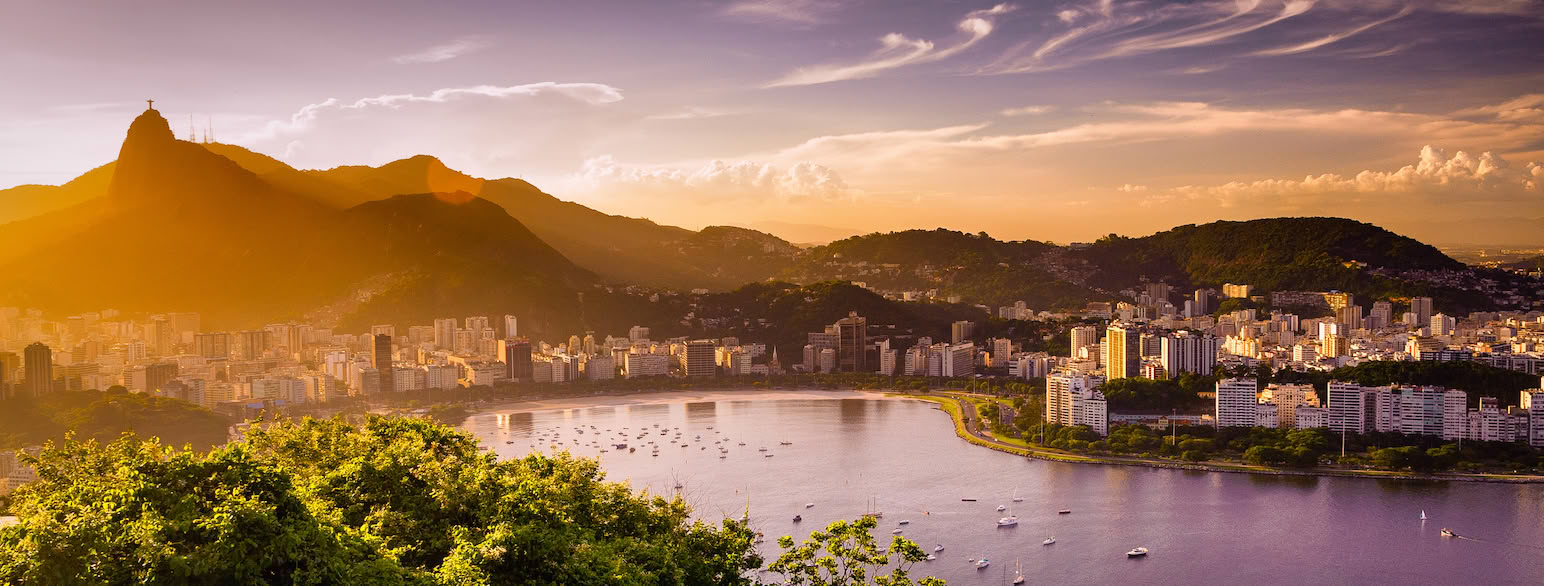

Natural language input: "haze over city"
[3,0,1542,243]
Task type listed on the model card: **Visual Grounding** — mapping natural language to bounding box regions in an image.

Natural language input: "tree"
[768,516,943,586]
[1243,445,1291,466]
[0,416,762,584]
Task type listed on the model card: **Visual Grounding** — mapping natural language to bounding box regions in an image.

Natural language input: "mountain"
[0,107,595,333]
[305,159,797,289]
[0,162,114,225]
[781,220,1520,315]
[784,229,1101,310]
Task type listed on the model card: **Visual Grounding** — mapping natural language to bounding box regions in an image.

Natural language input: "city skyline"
[3,0,1542,243]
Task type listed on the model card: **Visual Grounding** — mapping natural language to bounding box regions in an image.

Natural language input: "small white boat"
[1127,547,1149,557]
[996,504,1007,512]
[975,558,990,569]
[764,454,774,458]
[805,503,815,508]
[1058,509,1072,515]
[925,554,936,561]
[1043,537,1056,545]
[1420,510,1427,520]
[997,516,1018,527]
[892,528,903,534]
[1013,560,1025,584]
[758,447,768,452]
[1441,528,1455,538]
[898,519,910,525]
[934,544,945,552]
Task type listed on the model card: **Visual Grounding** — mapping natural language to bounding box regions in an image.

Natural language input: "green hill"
[784,229,1098,309]
[0,389,231,451]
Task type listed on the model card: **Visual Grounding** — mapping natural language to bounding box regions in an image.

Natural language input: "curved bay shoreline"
[462,386,1544,485]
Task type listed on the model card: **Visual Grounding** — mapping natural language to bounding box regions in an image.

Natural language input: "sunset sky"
[2,0,1541,243]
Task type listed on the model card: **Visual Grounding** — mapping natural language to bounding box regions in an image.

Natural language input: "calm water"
[465,397,1544,584]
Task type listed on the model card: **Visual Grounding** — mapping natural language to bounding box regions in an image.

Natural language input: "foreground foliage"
[0,416,761,584]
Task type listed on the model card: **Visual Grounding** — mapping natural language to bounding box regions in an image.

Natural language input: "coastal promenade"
[909,391,1544,485]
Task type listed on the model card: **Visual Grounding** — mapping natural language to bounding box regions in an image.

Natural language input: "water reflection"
[470,398,1543,584]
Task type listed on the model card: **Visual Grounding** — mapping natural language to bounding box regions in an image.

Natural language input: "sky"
[2,0,1542,243]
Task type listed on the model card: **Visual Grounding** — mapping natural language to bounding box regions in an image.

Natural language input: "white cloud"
[646,106,735,121]
[720,0,846,25]
[1116,183,1148,192]
[765,3,1016,87]
[1158,145,1542,209]
[1000,105,1054,116]
[235,82,627,180]
[563,155,850,202]
[391,36,491,64]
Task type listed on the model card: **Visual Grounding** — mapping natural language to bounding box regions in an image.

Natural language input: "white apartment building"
[625,352,669,378]
[1215,378,1259,428]
[1045,372,1108,436]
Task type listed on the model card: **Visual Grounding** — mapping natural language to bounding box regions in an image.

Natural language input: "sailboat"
[1420,510,1427,520]
[1012,487,1023,503]
[1013,560,1025,584]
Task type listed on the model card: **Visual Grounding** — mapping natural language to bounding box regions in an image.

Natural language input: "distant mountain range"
[0,107,1533,333]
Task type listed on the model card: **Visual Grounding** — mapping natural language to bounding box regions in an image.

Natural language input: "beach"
[471,388,902,415]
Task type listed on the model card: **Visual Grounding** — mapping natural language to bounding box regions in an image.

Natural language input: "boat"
[1441,528,1455,538]
[1043,537,1056,545]
[1127,547,1149,557]
[996,504,1007,512]
[758,447,768,452]
[997,516,1018,527]
[975,558,990,569]
[806,503,815,508]
[1013,560,1025,584]
[961,498,977,502]
[1420,510,1427,520]
[898,519,910,525]
[764,454,774,458]
[779,441,792,445]
[792,515,802,523]
[892,528,903,534]
[925,554,936,561]
[934,544,945,552]
[1058,509,1072,514]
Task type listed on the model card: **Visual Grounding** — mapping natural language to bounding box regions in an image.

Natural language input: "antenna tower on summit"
[188,115,195,141]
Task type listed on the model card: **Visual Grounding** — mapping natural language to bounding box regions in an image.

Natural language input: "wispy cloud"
[1000,105,1054,116]
[1251,5,1411,56]
[720,0,846,25]
[765,3,1016,87]
[391,36,491,64]
[977,0,1451,75]
[646,106,735,121]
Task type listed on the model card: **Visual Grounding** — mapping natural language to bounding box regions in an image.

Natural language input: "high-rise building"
[1104,324,1139,379]
[685,340,717,377]
[1192,289,1209,315]
[1526,391,1544,448]
[152,317,175,356]
[1336,305,1363,330]
[498,338,533,381]
[23,342,53,397]
[951,320,975,344]
[1430,313,1456,336]
[1045,372,1108,436]
[434,318,457,349]
[834,312,868,372]
[503,315,519,339]
[941,343,974,377]
[1070,326,1099,357]
[0,351,12,399]
[1369,301,1393,330]
[195,333,230,359]
[1215,378,1259,428]
[372,334,393,393]
[1327,381,1377,434]
[238,330,267,360]
[1410,297,1434,328]
[1160,331,1218,377]
[628,325,650,343]
[1263,384,1318,429]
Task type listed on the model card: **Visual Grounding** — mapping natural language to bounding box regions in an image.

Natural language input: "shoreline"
[914,392,1544,485]
[457,386,1544,484]
[467,387,898,415]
